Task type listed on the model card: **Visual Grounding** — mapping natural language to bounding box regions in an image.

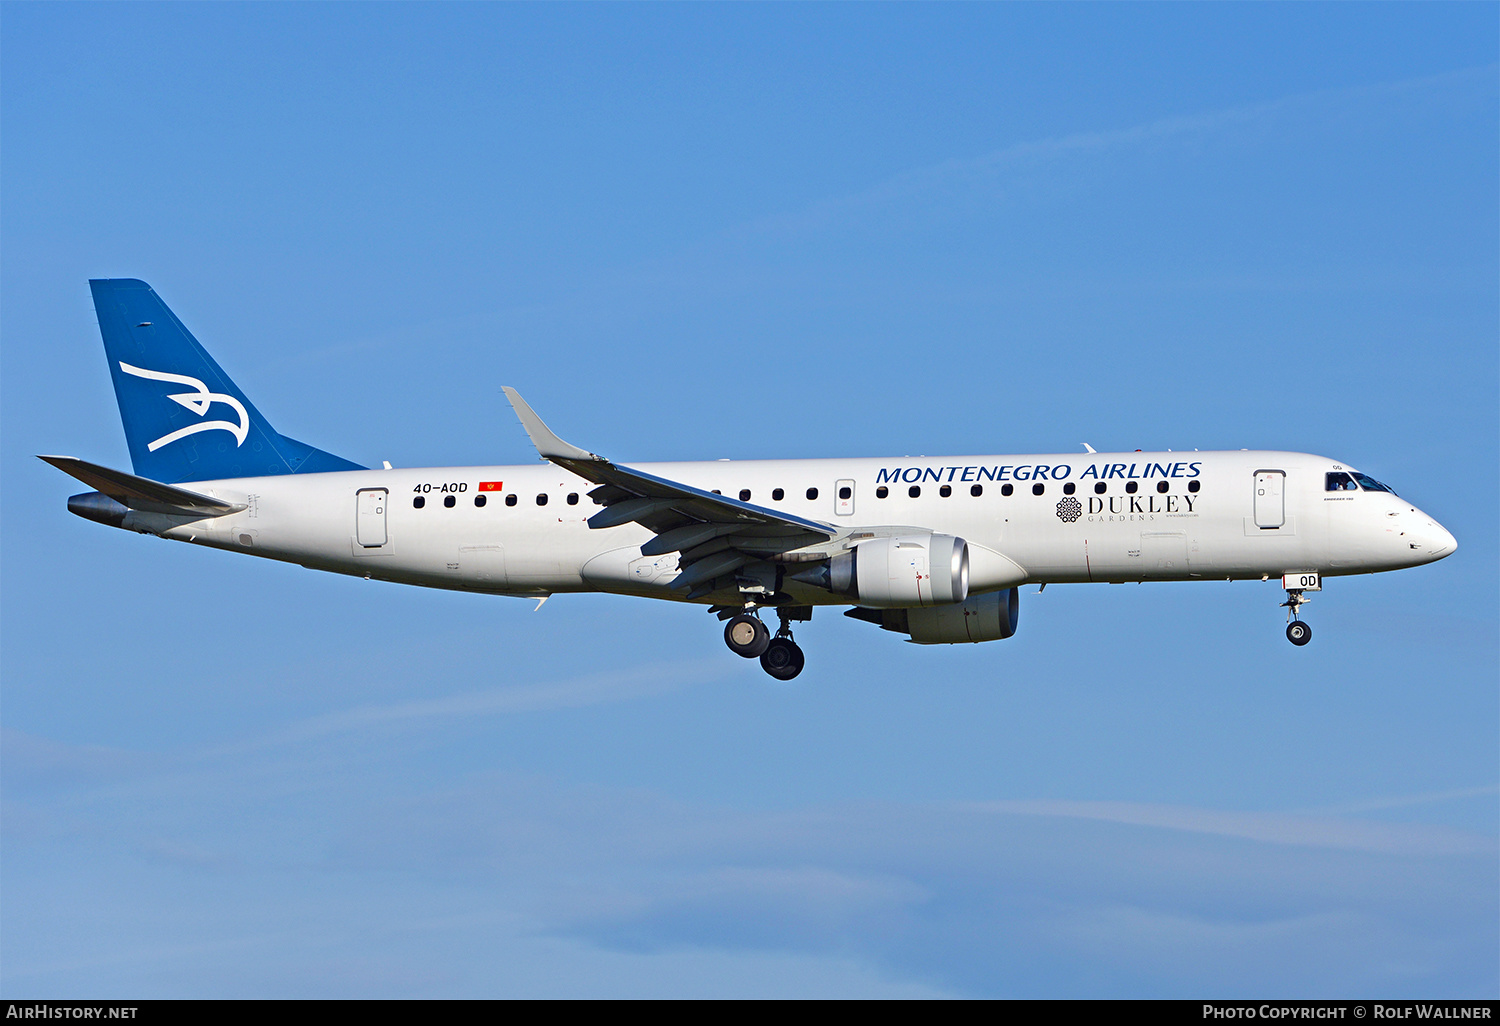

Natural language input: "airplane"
[43,279,1458,680]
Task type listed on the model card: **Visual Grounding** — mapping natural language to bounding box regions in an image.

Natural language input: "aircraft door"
[356,488,388,547]
[835,479,855,516]
[1253,471,1285,529]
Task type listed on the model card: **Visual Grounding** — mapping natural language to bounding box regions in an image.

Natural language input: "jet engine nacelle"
[822,533,969,607]
[907,587,1020,644]
[844,587,1020,644]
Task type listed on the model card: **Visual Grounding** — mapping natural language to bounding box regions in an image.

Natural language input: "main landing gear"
[722,609,806,680]
[1281,587,1312,647]
[760,635,805,681]
[724,614,770,658]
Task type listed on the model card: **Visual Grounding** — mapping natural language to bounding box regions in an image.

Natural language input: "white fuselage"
[125,449,1455,605]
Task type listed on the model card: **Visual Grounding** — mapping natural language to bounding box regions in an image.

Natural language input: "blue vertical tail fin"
[89,279,364,483]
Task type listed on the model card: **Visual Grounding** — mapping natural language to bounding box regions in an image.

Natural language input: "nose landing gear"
[1282,587,1312,646]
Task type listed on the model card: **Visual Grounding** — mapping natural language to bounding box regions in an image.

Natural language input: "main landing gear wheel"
[760,637,805,681]
[1286,621,1312,646]
[724,614,770,658]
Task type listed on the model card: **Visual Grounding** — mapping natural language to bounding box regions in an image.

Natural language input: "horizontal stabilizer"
[38,456,245,516]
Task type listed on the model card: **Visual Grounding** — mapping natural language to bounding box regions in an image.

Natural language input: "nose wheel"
[1281,587,1312,646]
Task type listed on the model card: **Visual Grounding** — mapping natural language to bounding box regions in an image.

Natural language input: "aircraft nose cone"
[1407,509,1457,561]
[1394,507,1456,564]
[1428,521,1457,559]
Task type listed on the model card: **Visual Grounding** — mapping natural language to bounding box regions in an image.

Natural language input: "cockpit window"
[1326,472,1358,492]
[1352,472,1395,495]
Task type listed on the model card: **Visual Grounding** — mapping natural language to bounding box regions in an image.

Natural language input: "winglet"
[501,387,602,462]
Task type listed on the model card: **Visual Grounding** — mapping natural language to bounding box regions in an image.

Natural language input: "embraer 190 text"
[45,280,1457,679]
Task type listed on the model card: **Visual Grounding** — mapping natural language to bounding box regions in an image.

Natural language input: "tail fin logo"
[118,361,250,451]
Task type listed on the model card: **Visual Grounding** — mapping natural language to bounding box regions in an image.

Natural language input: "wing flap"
[587,497,681,530]
[640,523,741,556]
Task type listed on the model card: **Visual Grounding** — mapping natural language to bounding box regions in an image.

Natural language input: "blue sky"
[2,3,1496,997]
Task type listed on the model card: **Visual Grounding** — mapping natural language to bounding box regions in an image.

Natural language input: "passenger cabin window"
[474,494,487,507]
[1352,472,1395,495]
[739,489,751,501]
[838,486,852,500]
[443,494,456,508]
[772,488,784,501]
[939,485,951,497]
[908,485,921,498]
[1125,481,1138,494]
[1188,480,1200,493]
[536,493,548,506]
[1032,483,1045,496]
[970,484,983,497]
[1326,472,1357,492]
[567,493,579,505]
[1094,482,1107,494]
[1063,483,1076,495]
[806,487,818,500]
[505,494,517,506]
[413,495,426,509]
[876,486,889,499]
[1156,481,1169,493]
[1001,484,1014,496]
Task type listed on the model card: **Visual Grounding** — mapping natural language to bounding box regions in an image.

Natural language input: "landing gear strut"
[1282,588,1312,647]
[760,609,806,681]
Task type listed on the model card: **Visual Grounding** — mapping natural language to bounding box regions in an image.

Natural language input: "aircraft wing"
[38,455,246,516]
[503,388,835,595]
